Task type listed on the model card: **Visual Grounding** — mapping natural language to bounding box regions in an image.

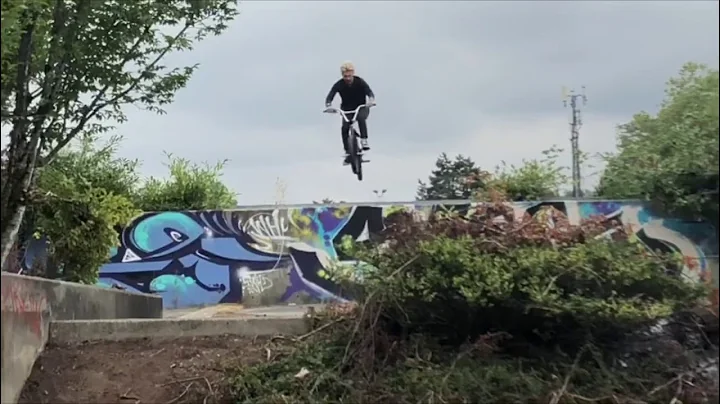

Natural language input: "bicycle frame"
[323,103,375,181]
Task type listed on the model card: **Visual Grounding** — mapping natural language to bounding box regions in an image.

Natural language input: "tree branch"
[1,13,37,216]
[24,0,72,144]
[42,22,190,166]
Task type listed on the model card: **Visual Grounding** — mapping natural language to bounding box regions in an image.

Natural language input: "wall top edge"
[143,198,649,214]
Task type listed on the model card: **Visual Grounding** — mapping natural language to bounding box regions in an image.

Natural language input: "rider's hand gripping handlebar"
[323,103,375,122]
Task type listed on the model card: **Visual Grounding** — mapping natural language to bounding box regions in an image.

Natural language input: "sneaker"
[360,138,370,150]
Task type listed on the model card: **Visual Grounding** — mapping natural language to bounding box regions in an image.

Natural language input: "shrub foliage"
[228,201,715,404]
[339,203,704,347]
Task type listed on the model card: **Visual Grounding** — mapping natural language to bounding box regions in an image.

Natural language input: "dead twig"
[440,349,472,389]
[270,335,294,343]
[565,393,613,402]
[565,392,647,404]
[157,375,216,404]
[157,376,209,387]
[202,377,214,395]
[690,314,714,348]
[670,376,684,404]
[341,255,419,367]
[201,377,215,404]
[120,387,141,403]
[648,374,685,396]
[165,381,194,404]
[298,316,347,341]
[549,345,589,404]
[268,318,346,344]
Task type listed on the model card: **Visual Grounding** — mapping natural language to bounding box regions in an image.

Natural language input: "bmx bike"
[323,103,375,181]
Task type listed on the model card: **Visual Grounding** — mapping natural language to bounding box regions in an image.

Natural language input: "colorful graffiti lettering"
[21,201,718,310]
[1,280,49,339]
[92,207,381,308]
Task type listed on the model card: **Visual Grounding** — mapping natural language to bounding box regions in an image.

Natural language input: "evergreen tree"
[417,153,486,200]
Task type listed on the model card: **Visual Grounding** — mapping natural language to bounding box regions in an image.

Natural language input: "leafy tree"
[0,0,43,113]
[417,153,488,200]
[480,146,568,201]
[0,0,238,271]
[30,135,140,281]
[39,135,140,198]
[22,138,238,281]
[134,153,237,212]
[597,63,719,224]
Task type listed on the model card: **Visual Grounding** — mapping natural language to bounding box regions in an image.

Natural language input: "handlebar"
[323,103,375,122]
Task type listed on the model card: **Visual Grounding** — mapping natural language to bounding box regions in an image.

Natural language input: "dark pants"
[341,107,370,154]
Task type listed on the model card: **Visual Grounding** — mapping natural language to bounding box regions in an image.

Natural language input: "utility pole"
[274,177,287,205]
[563,86,587,198]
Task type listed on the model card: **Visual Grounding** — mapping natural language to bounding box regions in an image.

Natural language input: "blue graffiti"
[97,209,378,308]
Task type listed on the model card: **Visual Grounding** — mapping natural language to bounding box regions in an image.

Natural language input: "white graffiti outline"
[239,178,294,274]
[241,209,296,253]
[237,266,275,296]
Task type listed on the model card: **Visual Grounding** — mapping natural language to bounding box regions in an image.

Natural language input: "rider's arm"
[325,81,340,106]
[359,77,375,99]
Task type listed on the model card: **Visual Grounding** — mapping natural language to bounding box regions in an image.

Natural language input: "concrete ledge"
[1,272,163,320]
[49,317,311,343]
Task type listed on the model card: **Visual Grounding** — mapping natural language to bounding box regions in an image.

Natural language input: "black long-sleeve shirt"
[325,76,375,110]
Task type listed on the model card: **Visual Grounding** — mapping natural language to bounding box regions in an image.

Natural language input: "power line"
[563,86,588,198]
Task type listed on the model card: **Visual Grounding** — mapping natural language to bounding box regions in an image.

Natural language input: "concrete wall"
[21,199,709,310]
[1,275,50,404]
[1,272,162,404]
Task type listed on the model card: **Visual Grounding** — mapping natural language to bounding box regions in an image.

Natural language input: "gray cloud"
[113,1,718,204]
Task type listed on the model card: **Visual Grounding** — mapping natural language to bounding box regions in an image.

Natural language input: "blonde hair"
[340,61,355,74]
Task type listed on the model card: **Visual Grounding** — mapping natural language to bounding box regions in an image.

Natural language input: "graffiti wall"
[74,200,715,310]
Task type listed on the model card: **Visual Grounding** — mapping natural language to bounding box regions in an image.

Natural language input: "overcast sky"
[111,1,719,205]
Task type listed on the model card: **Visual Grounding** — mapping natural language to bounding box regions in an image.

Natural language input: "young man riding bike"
[325,62,376,165]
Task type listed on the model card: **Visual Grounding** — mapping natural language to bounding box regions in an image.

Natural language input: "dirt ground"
[19,335,289,404]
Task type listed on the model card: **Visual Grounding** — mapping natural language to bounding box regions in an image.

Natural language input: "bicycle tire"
[352,129,363,181]
[348,127,357,175]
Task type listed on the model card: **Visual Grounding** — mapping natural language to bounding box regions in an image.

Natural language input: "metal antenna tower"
[562,86,587,198]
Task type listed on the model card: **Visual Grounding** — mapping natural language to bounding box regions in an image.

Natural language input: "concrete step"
[49,315,311,344]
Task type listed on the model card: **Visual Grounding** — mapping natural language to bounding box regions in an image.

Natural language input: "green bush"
[19,138,239,282]
[337,204,706,349]
[478,146,569,201]
[33,188,139,283]
[228,202,714,404]
[134,153,237,211]
[30,136,140,283]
